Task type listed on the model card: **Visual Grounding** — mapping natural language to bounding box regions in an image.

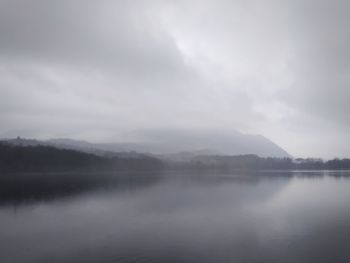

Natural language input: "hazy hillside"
[92,130,291,158]
[2,130,291,158]
[3,137,147,159]
[0,143,163,173]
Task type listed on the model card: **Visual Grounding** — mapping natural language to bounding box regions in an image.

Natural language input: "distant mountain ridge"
[113,129,292,158]
[2,137,146,159]
[1,130,291,158]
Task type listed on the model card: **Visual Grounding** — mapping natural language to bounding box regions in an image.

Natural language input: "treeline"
[0,143,163,173]
[1,143,350,173]
[0,143,163,204]
[169,154,350,170]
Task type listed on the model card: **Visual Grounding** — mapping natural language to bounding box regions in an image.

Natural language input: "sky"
[0,0,349,158]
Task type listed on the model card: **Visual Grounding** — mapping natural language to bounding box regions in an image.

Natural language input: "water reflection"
[0,171,162,205]
[1,171,350,263]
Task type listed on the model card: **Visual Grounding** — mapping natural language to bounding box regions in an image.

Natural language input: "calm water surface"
[1,170,350,263]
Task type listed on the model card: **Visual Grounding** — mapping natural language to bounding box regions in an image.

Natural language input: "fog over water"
[2,171,350,263]
[2,1,350,262]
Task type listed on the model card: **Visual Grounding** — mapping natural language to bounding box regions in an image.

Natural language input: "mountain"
[3,137,147,159]
[104,129,292,158]
[0,142,163,173]
[2,130,291,158]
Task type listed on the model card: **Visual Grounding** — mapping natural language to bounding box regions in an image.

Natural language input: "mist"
[1,0,350,158]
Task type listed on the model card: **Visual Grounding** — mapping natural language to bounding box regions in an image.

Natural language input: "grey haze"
[0,0,349,158]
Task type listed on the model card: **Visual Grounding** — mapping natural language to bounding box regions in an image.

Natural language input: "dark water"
[1,170,350,263]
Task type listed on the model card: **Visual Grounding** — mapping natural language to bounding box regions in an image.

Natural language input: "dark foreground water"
[1,170,350,263]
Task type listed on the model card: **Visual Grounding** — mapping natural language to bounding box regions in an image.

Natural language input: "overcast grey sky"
[0,0,349,158]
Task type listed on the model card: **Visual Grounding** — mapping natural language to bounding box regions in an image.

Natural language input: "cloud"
[0,0,349,157]
[285,0,350,127]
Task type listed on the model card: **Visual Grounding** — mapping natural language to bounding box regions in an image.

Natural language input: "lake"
[1,170,350,263]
